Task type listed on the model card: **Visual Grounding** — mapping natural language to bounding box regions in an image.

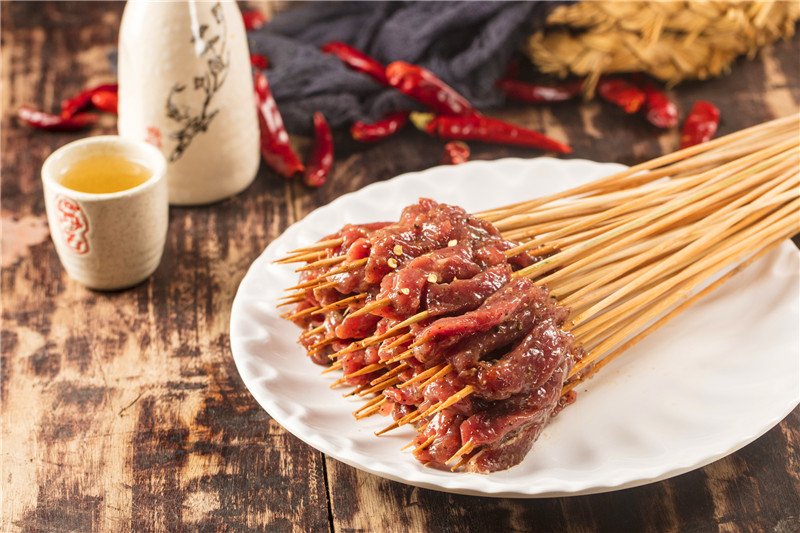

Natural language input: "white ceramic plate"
[230,158,799,498]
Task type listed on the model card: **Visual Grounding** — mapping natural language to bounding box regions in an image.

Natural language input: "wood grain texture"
[2,2,798,532]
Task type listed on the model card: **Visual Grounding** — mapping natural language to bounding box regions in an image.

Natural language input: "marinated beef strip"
[424,265,512,317]
[285,198,582,474]
[463,357,573,473]
[298,221,392,300]
[412,410,467,466]
[412,277,544,363]
[286,221,388,317]
[295,197,535,346]
[362,198,528,285]
[334,312,382,340]
[338,317,400,385]
[410,348,576,472]
[459,304,573,401]
[373,245,482,320]
[402,277,579,473]
[374,247,521,321]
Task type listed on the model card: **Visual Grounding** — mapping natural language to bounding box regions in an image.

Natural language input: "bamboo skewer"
[311,293,367,315]
[299,324,325,339]
[556,166,800,305]
[375,410,419,436]
[276,295,305,308]
[419,203,798,456]
[286,237,344,255]
[369,363,410,387]
[357,376,401,398]
[274,250,325,265]
[476,114,799,222]
[398,363,449,389]
[418,364,453,389]
[562,191,798,324]
[354,402,386,420]
[419,386,474,420]
[295,255,345,272]
[562,237,788,395]
[279,114,799,467]
[347,298,392,319]
[511,141,798,279]
[414,436,436,454]
[569,187,798,331]
[353,395,387,418]
[345,363,386,379]
[384,332,414,350]
[283,130,797,304]
[572,200,799,357]
[286,259,368,291]
[446,441,477,465]
[384,347,416,364]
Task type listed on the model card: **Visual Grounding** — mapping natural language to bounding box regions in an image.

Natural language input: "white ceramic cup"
[41,136,169,290]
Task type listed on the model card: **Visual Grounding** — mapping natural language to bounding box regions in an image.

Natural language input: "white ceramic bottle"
[118,0,260,205]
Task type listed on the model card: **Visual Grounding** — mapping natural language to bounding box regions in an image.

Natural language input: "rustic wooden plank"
[328,410,800,533]
[1,3,329,532]
[2,2,798,532]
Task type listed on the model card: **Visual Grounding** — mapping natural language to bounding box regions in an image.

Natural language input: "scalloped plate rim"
[230,157,799,498]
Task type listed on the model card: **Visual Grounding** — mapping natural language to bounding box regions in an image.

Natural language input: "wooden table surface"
[2,3,799,532]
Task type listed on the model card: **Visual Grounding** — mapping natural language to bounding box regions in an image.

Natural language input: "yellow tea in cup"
[58,154,152,194]
[42,136,168,290]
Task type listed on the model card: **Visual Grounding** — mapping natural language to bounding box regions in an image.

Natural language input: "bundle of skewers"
[276,114,799,473]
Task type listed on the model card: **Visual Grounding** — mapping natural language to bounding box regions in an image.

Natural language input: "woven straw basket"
[525,1,800,96]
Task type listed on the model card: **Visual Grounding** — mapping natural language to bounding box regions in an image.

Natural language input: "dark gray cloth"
[249,1,567,134]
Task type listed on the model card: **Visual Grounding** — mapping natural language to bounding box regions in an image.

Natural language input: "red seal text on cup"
[145,126,162,148]
[56,195,90,254]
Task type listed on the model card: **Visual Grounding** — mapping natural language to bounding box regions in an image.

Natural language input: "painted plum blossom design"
[164,2,229,162]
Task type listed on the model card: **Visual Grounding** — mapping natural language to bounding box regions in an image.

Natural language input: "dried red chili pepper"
[242,10,267,31]
[597,78,646,114]
[304,112,334,188]
[496,78,583,104]
[250,53,270,70]
[60,83,118,118]
[411,112,571,154]
[253,70,305,178]
[639,82,677,128]
[386,61,475,117]
[680,101,720,149]
[18,106,98,132]
[442,141,470,165]
[90,90,118,114]
[350,111,409,142]
[320,42,388,86]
